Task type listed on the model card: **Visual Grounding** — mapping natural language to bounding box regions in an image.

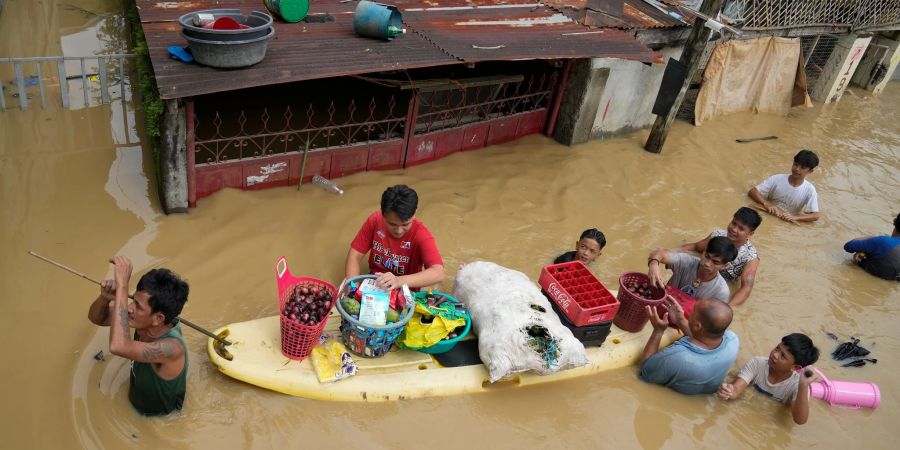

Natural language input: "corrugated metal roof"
[403,4,662,63]
[545,0,693,29]
[138,0,662,99]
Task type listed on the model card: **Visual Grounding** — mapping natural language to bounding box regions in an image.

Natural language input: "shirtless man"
[87,256,190,415]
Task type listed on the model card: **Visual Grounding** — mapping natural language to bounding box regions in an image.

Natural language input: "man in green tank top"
[88,256,190,416]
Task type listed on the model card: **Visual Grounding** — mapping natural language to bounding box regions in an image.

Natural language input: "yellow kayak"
[206,309,679,402]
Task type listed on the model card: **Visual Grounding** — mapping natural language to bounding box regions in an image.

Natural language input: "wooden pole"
[644,0,726,154]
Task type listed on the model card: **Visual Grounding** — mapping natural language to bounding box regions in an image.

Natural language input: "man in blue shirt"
[638,297,739,395]
[843,212,900,281]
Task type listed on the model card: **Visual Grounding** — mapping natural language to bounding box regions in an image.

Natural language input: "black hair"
[793,149,819,170]
[894,212,899,234]
[380,185,419,221]
[136,269,189,325]
[733,207,762,231]
[579,228,607,249]
[781,333,819,367]
[706,236,738,263]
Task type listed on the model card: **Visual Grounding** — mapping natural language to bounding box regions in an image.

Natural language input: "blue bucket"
[353,1,404,40]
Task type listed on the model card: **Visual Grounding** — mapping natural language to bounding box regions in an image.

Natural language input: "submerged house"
[136,0,900,213]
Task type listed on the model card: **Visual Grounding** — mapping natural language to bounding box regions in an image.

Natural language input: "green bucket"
[264,0,309,23]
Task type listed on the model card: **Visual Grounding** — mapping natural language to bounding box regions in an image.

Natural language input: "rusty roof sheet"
[138,0,661,99]
[545,0,693,29]
[402,4,661,63]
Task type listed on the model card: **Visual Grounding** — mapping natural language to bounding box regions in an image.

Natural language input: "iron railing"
[724,0,900,31]
[415,72,558,135]
[193,96,408,165]
[0,54,135,111]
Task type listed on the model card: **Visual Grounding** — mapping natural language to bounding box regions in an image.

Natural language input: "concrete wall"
[159,99,189,214]
[810,35,872,104]
[553,59,610,146]
[850,36,900,95]
[589,46,683,139]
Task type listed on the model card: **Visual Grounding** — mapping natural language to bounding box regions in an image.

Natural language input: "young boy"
[748,149,820,223]
[681,207,762,306]
[718,333,821,425]
[554,228,606,265]
[648,236,738,303]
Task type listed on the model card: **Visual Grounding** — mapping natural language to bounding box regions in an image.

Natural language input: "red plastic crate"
[539,261,620,327]
[657,286,697,328]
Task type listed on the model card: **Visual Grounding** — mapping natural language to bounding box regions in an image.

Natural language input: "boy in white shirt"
[749,150,820,223]
[718,333,821,425]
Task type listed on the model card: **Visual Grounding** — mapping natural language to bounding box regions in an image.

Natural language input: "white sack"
[453,261,588,382]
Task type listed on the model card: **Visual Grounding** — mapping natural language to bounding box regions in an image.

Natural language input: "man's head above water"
[380,185,419,239]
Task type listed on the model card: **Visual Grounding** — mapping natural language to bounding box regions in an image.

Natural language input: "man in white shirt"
[748,150,820,223]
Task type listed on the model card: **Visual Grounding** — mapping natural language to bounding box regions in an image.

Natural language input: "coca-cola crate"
[538,261,620,327]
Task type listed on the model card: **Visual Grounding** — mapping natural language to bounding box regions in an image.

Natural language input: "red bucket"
[275,256,337,360]
[613,272,665,332]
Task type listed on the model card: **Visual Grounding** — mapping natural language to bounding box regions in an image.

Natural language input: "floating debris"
[832,337,871,361]
[93,350,105,361]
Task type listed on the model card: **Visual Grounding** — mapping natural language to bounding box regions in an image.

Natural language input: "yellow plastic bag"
[310,334,358,383]
[400,303,466,349]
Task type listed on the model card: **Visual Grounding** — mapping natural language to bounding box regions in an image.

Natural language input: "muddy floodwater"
[2,2,899,449]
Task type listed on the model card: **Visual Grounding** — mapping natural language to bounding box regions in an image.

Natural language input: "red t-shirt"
[350,211,443,276]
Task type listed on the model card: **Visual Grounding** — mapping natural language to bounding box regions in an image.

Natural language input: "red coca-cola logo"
[547,282,571,310]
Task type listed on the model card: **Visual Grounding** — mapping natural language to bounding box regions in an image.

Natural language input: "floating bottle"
[311,174,344,195]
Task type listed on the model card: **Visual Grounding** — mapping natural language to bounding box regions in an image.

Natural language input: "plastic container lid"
[266,0,310,23]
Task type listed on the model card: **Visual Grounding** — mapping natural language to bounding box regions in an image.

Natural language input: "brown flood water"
[2,2,899,449]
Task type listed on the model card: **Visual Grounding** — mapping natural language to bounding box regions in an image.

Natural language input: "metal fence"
[724,0,900,31]
[0,54,135,111]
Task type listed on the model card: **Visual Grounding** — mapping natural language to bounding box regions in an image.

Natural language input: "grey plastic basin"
[182,27,275,69]
[179,9,273,42]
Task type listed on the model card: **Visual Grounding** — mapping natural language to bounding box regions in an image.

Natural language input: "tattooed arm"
[107,256,185,369]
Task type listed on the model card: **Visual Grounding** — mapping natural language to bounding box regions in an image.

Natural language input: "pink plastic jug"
[808,368,880,409]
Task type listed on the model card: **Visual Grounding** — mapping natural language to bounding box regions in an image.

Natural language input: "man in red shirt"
[345,185,445,290]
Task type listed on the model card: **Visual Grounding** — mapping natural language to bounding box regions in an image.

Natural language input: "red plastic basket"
[657,286,698,328]
[275,256,337,361]
[539,261,620,327]
[613,272,666,332]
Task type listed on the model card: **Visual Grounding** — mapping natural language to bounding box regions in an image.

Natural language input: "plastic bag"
[453,261,587,382]
[310,333,358,383]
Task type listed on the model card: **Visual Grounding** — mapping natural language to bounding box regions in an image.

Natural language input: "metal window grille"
[800,34,840,91]
[193,94,408,166]
[725,0,900,31]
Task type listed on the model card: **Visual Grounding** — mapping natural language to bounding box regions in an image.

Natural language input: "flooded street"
[2,2,899,449]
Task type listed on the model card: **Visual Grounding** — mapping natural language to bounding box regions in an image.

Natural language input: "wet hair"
[781,333,819,367]
[733,207,762,231]
[706,236,738,263]
[579,228,607,249]
[894,212,899,234]
[380,185,419,221]
[793,150,819,170]
[697,300,732,339]
[136,269,189,325]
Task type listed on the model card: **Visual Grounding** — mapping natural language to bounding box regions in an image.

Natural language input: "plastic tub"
[656,286,697,328]
[179,9,273,41]
[181,27,274,68]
